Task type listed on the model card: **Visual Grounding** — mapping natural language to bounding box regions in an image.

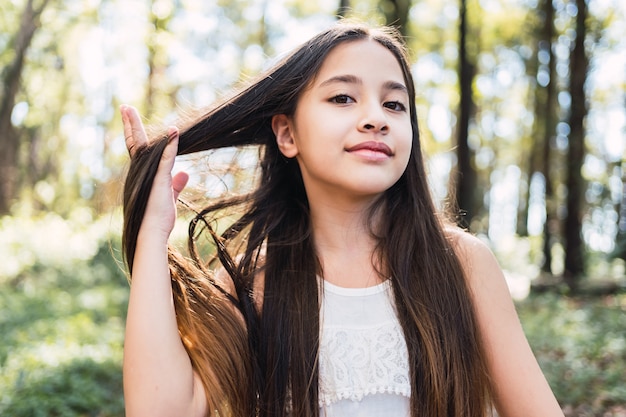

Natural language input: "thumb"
[156,127,180,177]
[172,171,189,200]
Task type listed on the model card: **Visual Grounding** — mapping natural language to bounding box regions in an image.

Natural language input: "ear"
[272,114,299,158]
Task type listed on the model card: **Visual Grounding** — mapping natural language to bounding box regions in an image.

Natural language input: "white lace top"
[318,279,411,417]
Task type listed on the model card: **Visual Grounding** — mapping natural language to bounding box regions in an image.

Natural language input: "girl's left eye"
[384,101,407,112]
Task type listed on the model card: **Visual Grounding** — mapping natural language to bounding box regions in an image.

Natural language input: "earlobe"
[272,114,299,158]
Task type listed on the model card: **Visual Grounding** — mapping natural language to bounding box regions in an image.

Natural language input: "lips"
[345,141,393,156]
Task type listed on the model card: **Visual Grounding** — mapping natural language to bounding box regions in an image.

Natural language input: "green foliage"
[1,359,123,417]
[517,293,626,413]
[0,210,127,417]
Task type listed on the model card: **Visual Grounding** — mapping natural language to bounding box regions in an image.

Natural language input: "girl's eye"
[384,101,407,112]
[330,94,354,104]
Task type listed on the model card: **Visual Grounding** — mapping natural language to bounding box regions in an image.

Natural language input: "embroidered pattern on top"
[318,318,411,406]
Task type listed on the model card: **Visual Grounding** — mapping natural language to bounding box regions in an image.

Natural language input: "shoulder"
[443,226,501,285]
[442,225,514,330]
[444,225,488,255]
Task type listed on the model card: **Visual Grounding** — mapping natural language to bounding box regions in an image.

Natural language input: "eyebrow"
[318,74,408,94]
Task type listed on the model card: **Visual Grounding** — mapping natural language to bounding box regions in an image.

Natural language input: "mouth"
[345,141,393,156]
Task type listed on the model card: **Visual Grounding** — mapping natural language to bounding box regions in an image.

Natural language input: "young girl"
[120,22,564,417]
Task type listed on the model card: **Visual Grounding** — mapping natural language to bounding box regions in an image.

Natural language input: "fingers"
[121,104,148,158]
[158,132,188,205]
[121,105,188,207]
[156,127,180,175]
[153,128,187,199]
[162,129,188,200]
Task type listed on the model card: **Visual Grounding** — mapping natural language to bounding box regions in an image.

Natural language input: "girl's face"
[273,39,413,206]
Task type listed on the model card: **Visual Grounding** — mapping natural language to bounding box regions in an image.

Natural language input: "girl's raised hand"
[121,104,189,243]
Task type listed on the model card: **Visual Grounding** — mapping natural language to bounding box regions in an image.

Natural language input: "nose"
[358,102,388,133]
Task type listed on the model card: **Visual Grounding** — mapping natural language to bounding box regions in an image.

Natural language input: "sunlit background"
[1,0,625,415]
[15,1,626,246]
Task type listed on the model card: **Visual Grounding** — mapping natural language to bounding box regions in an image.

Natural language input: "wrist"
[132,228,170,277]
[136,223,171,248]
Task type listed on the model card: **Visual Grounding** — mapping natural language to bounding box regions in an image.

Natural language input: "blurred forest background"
[0,0,625,415]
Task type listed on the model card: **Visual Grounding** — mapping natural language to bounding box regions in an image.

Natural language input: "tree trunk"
[519,3,550,237]
[615,160,626,261]
[0,0,50,214]
[454,0,477,229]
[563,0,588,290]
[380,0,411,36]
[337,0,350,18]
[540,0,558,274]
[145,0,164,119]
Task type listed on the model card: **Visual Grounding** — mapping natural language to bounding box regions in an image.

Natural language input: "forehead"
[313,39,406,85]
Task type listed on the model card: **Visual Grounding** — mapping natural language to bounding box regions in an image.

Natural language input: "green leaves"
[2,359,124,417]
[518,293,626,412]
[0,212,126,417]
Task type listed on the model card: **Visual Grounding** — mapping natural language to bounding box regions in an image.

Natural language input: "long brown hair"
[123,21,492,417]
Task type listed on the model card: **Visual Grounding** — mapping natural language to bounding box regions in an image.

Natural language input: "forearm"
[123,232,202,417]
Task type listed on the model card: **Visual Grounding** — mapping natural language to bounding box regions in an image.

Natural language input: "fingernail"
[167,127,179,140]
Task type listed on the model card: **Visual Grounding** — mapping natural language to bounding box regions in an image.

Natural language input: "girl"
[120,22,564,417]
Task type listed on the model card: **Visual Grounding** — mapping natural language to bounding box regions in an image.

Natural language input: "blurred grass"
[0,212,624,416]
[517,293,626,416]
[0,210,127,416]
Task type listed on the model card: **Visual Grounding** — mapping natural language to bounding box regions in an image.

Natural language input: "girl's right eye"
[329,94,354,104]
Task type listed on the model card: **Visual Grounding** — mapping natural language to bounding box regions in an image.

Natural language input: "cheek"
[399,125,413,154]
[397,127,414,170]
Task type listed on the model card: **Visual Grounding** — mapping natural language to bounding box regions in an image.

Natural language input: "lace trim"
[318,320,411,406]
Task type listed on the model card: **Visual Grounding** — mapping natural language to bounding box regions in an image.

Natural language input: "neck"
[308,195,384,288]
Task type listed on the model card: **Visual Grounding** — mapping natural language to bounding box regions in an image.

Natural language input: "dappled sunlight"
[1,0,625,415]
[0,209,123,285]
